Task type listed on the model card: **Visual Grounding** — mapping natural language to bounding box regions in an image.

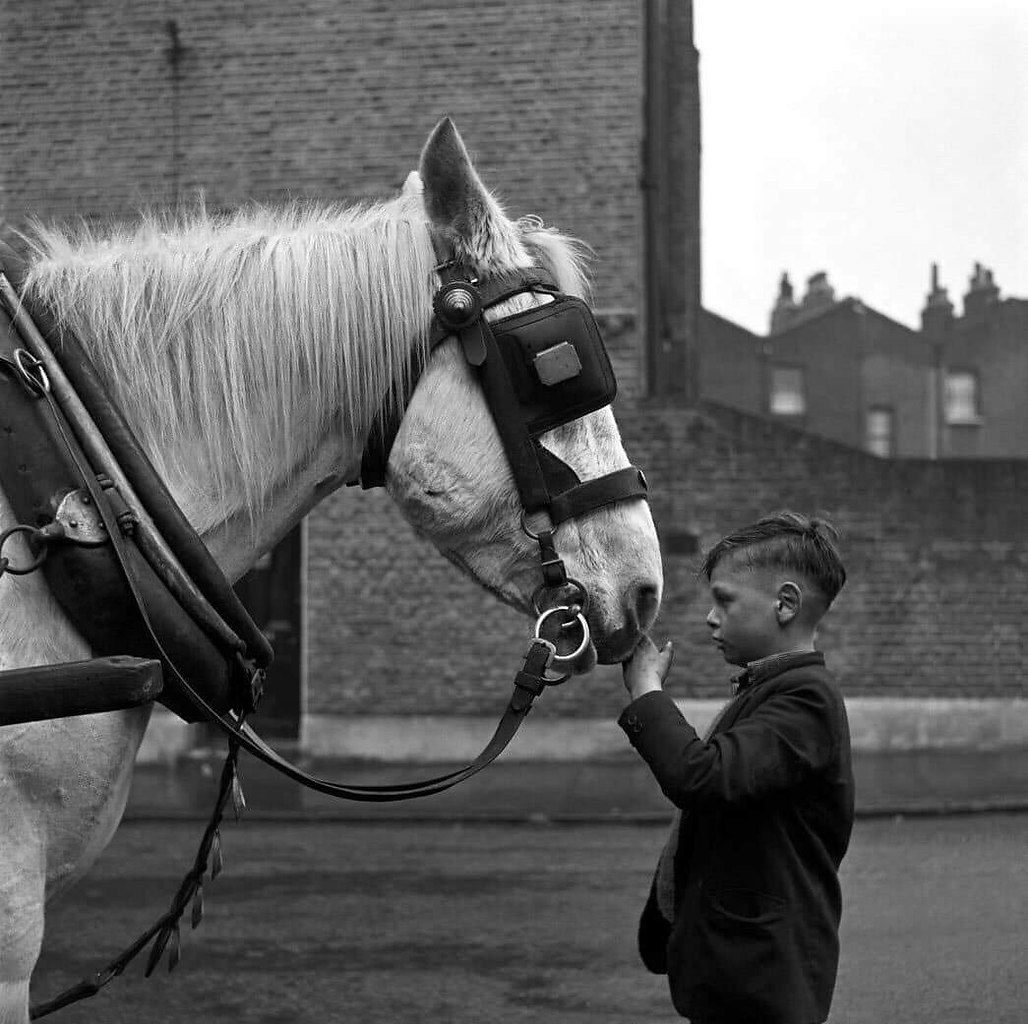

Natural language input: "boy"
[619,512,854,1024]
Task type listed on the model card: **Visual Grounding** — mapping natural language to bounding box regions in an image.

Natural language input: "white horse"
[0,118,661,1022]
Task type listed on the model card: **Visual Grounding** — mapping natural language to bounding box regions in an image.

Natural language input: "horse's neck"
[23,199,433,581]
[89,232,424,577]
[199,426,360,581]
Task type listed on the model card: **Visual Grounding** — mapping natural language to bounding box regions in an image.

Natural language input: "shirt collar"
[731,649,825,694]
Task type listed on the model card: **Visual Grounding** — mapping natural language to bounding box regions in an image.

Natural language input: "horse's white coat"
[0,119,660,1021]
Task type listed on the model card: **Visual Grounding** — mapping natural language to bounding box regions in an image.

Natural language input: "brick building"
[702,264,1028,461]
[2,0,1025,759]
[923,263,1028,459]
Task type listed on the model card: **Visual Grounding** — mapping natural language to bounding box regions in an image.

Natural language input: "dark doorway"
[232,523,304,741]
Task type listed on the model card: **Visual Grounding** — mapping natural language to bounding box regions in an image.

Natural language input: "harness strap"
[0,281,259,720]
[431,263,561,515]
[549,466,649,526]
[0,243,273,670]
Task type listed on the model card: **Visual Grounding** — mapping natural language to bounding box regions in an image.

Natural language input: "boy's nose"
[706,607,719,628]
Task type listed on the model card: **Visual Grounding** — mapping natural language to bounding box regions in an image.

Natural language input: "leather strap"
[549,466,649,526]
[0,305,255,721]
[0,362,255,722]
[102,451,556,798]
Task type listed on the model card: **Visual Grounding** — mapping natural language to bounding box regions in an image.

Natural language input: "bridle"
[352,239,649,673]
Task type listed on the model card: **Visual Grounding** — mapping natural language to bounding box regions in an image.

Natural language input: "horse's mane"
[20,198,589,516]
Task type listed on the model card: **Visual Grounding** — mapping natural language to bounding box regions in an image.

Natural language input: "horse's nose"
[625,580,661,634]
[595,581,663,664]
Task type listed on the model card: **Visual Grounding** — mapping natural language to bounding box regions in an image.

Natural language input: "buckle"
[12,348,50,396]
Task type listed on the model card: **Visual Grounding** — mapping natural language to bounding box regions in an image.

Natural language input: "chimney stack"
[769,272,798,334]
[921,262,954,337]
[800,271,835,315]
[963,262,1000,319]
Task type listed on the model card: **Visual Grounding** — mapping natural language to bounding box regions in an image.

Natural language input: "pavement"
[34,814,1028,1024]
[126,745,1028,821]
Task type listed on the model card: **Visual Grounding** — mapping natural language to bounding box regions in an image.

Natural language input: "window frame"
[866,404,896,458]
[943,368,982,426]
[768,363,807,418]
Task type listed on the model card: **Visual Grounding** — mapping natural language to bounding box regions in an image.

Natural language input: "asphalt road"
[31,813,1027,1024]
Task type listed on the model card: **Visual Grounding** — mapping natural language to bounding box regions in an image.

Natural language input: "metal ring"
[0,524,49,575]
[521,509,552,541]
[534,605,591,665]
[13,349,50,395]
[542,668,571,685]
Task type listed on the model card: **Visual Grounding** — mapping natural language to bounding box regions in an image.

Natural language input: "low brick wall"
[304,400,1028,724]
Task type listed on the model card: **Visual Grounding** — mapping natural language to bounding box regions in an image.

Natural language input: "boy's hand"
[622,636,674,701]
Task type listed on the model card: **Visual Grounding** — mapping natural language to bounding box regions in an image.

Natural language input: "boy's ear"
[775,581,802,624]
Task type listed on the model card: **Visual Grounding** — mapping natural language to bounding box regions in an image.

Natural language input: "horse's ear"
[419,117,525,268]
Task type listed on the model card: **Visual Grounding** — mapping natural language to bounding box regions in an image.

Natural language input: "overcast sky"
[694,1,1028,334]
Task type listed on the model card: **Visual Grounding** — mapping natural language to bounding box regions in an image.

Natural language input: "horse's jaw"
[398,487,661,672]
[430,541,602,675]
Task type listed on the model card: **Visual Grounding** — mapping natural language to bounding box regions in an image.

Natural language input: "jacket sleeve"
[618,678,842,808]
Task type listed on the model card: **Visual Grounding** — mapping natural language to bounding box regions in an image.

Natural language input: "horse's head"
[385,119,662,671]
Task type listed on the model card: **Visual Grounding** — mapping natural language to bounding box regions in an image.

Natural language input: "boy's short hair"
[701,511,847,607]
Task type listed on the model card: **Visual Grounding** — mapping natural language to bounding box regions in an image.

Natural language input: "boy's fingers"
[624,635,653,664]
[636,634,657,656]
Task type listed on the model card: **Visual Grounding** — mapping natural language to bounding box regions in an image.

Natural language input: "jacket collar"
[731,649,825,694]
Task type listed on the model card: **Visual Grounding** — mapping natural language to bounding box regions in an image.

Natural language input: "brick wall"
[1,0,645,313]
[308,398,1028,718]
[623,401,1028,703]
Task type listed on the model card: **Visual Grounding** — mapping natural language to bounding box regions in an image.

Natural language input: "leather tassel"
[210,830,223,880]
[191,883,204,929]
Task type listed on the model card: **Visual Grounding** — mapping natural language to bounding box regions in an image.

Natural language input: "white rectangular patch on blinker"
[533,341,582,386]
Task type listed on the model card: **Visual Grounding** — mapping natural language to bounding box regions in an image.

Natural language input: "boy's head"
[700,512,846,667]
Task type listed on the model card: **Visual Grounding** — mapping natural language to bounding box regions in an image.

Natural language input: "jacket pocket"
[705,886,787,926]
[687,889,798,1020]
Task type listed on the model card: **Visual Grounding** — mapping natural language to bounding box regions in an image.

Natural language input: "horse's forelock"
[517,217,592,300]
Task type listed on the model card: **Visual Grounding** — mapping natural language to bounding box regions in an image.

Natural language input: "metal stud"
[443,286,475,316]
[434,281,483,330]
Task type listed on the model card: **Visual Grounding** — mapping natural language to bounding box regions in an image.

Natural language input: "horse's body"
[0,120,661,1022]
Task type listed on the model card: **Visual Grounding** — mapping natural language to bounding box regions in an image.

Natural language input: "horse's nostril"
[626,582,661,633]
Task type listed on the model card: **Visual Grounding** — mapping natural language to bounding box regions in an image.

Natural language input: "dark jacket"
[618,651,854,1024]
